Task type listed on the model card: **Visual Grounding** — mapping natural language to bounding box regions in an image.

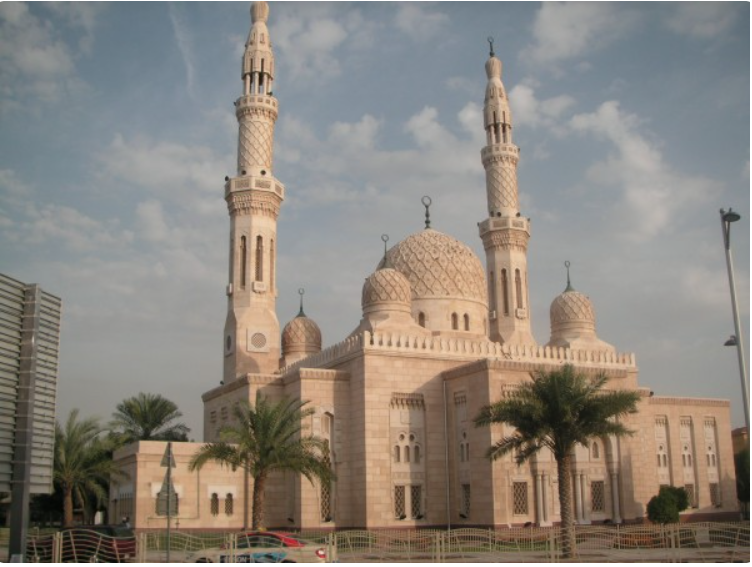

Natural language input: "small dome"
[379,229,487,306]
[550,290,596,330]
[281,316,322,354]
[362,268,412,313]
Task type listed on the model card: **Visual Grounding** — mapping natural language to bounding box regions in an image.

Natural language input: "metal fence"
[24,522,749,563]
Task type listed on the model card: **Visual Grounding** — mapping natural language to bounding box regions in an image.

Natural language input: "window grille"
[210,493,219,516]
[709,483,720,507]
[591,481,605,512]
[225,493,234,516]
[394,486,406,519]
[513,482,528,515]
[321,481,332,521]
[461,484,471,516]
[411,485,422,518]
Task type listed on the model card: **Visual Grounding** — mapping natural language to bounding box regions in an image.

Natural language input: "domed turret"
[362,267,412,314]
[281,289,322,366]
[547,263,614,352]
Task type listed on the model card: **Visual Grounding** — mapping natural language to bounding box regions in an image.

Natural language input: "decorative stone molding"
[481,230,529,252]
[391,393,425,409]
[649,396,730,407]
[227,192,281,218]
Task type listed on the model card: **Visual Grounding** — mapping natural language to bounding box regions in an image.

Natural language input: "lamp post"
[720,208,749,430]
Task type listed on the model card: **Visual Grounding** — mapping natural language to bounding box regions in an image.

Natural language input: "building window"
[240,236,247,288]
[451,313,458,330]
[394,445,400,463]
[461,484,471,517]
[225,493,234,516]
[210,493,219,516]
[591,481,605,513]
[270,239,275,289]
[411,485,422,519]
[404,446,410,463]
[414,445,421,465]
[418,312,425,327]
[394,486,406,519]
[709,483,720,508]
[463,314,470,331]
[501,269,509,315]
[255,235,263,281]
[489,271,496,313]
[515,269,523,309]
[513,482,528,515]
[591,442,599,459]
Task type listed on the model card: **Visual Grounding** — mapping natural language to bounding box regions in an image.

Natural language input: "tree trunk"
[251,473,266,530]
[556,454,576,559]
[63,485,74,528]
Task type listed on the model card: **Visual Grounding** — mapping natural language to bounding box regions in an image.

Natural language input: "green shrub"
[647,492,679,524]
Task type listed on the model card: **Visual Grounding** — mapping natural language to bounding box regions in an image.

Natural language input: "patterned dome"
[281,315,322,353]
[550,290,596,329]
[378,229,487,304]
[362,268,412,310]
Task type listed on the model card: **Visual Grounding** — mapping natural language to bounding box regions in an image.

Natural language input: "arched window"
[662,454,667,467]
[466,442,469,460]
[240,236,247,288]
[418,312,426,327]
[515,269,523,309]
[501,269,510,315]
[255,236,263,281]
[592,442,600,459]
[464,314,470,331]
[682,455,687,467]
[489,271,496,312]
[414,445,421,464]
[394,445,400,463]
[225,493,234,516]
[451,313,458,330]
[270,239,275,289]
[404,446,410,463]
[211,493,219,516]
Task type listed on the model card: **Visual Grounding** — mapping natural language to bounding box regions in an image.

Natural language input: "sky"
[0,2,749,439]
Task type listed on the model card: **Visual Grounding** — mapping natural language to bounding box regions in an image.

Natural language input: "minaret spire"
[478,44,536,346]
[223,1,285,382]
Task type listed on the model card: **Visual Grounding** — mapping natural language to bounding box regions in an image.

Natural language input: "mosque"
[111,2,738,530]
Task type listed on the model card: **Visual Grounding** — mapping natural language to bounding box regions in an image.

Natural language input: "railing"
[23,522,749,563]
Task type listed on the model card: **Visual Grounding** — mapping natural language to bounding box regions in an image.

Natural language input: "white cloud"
[136,199,172,243]
[394,4,449,42]
[99,134,232,199]
[169,4,197,98]
[666,4,736,39]
[509,84,575,131]
[522,3,637,67]
[569,101,719,241]
[329,115,381,151]
[0,2,95,110]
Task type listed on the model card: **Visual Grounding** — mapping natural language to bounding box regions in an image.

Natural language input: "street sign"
[156,473,178,516]
[160,443,176,468]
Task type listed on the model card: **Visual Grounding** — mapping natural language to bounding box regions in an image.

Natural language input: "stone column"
[581,474,591,523]
[610,471,622,523]
[574,472,583,523]
[535,473,544,525]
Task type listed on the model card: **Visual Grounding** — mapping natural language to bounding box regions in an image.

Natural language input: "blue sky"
[1,2,749,438]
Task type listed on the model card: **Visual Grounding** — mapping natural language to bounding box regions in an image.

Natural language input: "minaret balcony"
[478,216,530,236]
[225,175,285,200]
[481,144,519,162]
[235,94,278,116]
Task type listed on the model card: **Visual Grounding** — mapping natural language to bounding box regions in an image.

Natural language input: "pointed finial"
[422,196,432,229]
[297,288,306,317]
[564,261,574,292]
[488,36,495,57]
[381,234,390,268]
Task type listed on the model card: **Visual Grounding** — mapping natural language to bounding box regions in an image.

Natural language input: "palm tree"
[110,392,190,443]
[188,393,334,529]
[54,410,122,527]
[474,364,640,558]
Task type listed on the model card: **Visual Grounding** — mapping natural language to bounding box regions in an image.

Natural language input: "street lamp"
[720,208,749,430]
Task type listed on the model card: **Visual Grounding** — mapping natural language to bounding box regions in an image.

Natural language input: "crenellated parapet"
[278,330,637,378]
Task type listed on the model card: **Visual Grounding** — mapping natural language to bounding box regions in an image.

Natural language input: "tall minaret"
[223,1,284,381]
[478,41,536,346]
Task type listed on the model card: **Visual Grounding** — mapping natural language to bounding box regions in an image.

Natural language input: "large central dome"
[378,229,487,305]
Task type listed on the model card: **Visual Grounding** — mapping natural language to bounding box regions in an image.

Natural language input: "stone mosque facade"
[111,2,738,530]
